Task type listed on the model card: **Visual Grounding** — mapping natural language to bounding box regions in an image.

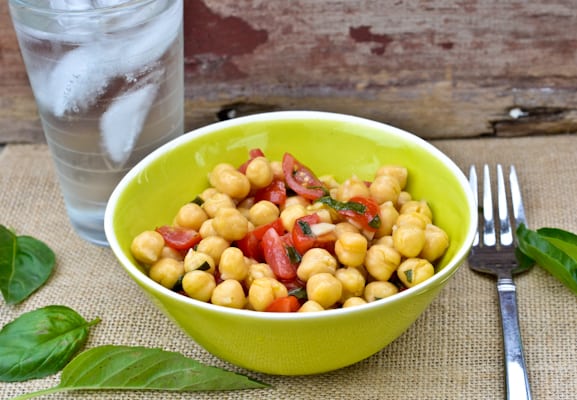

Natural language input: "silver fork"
[468,164,532,400]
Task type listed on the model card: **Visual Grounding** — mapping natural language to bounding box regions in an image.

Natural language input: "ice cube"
[39,0,181,116]
[99,80,160,168]
[49,0,131,10]
[44,43,110,117]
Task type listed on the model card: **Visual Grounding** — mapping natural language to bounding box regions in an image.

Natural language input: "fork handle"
[497,278,532,400]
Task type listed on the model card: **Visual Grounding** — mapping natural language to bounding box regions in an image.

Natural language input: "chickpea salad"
[130,149,449,313]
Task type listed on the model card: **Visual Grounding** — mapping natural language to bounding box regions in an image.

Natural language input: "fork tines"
[469,164,526,249]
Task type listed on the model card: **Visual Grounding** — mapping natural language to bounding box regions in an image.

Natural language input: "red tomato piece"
[282,153,326,201]
[155,225,202,251]
[338,196,382,232]
[254,179,287,206]
[235,231,262,261]
[265,295,301,312]
[291,213,321,255]
[238,148,266,173]
[261,227,297,281]
[235,218,284,261]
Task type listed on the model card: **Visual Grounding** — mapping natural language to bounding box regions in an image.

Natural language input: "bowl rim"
[105,110,477,321]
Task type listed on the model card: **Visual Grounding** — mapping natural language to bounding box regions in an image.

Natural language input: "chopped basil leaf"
[404,269,413,283]
[297,220,313,236]
[190,196,204,206]
[288,287,308,300]
[316,196,366,214]
[286,246,301,264]
[368,214,381,229]
[197,261,211,271]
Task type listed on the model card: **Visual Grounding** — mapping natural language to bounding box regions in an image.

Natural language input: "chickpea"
[184,249,216,274]
[420,224,449,262]
[335,267,366,302]
[245,263,275,287]
[318,174,340,190]
[342,296,367,308]
[373,235,394,248]
[369,175,401,205]
[306,272,343,309]
[199,218,218,237]
[375,201,399,238]
[269,160,284,180]
[392,224,425,258]
[306,202,334,223]
[297,248,338,282]
[249,200,280,227]
[182,270,216,302]
[334,222,359,237]
[237,197,255,211]
[283,195,310,210]
[396,212,430,229]
[280,204,307,231]
[219,247,249,281]
[196,236,230,265]
[161,246,184,261]
[364,281,398,302]
[202,192,235,218]
[248,277,288,311]
[209,163,251,199]
[211,279,247,309]
[397,191,412,209]
[130,230,164,265]
[400,200,433,223]
[245,157,274,189]
[174,203,208,230]
[364,244,401,281]
[336,176,370,202]
[376,165,408,190]
[149,258,184,289]
[199,187,218,201]
[397,258,435,288]
[298,300,325,312]
[212,208,249,241]
[335,231,367,267]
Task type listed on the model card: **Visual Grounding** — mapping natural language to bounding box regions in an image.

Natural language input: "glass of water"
[8,0,184,246]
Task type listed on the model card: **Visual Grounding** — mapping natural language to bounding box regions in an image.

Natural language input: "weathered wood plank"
[2,0,577,143]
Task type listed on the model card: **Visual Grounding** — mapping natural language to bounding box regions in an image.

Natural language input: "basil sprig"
[0,305,100,382]
[517,224,577,294]
[0,225,55,304]
[11,346,268,399]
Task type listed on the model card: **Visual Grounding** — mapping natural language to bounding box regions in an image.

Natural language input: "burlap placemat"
[1,134,576,399]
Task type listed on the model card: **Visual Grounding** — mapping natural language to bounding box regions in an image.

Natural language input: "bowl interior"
[105,111,476,374]
[110,113,472,267]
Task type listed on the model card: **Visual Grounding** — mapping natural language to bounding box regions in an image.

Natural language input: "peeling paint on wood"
[2,0,577,143]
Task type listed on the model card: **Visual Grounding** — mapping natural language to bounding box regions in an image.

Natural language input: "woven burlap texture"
[1,134,576,399]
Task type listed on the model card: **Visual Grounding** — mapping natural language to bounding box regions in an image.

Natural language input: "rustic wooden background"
[2,0,577,144]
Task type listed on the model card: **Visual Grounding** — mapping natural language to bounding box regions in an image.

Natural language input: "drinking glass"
[8,0,184,246]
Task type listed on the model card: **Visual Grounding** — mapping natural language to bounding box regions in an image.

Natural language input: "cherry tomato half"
[282,153,325,201]
[254,179,287,206]
[265,295,300,312]
[261,227,297,281]
[238,148,266,173]
[155,225,202,251]
[235,218,284,261]
[338,196,382,232]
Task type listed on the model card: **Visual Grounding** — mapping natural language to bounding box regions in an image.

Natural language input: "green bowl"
[104,111,476,375]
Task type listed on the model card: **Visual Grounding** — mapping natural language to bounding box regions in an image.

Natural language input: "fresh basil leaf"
[0,225,56,304]
[11,345,269,399]
[536,227,577,261]
[516,224,577,294]
[316,196,366,214]
[0,305,100,382]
